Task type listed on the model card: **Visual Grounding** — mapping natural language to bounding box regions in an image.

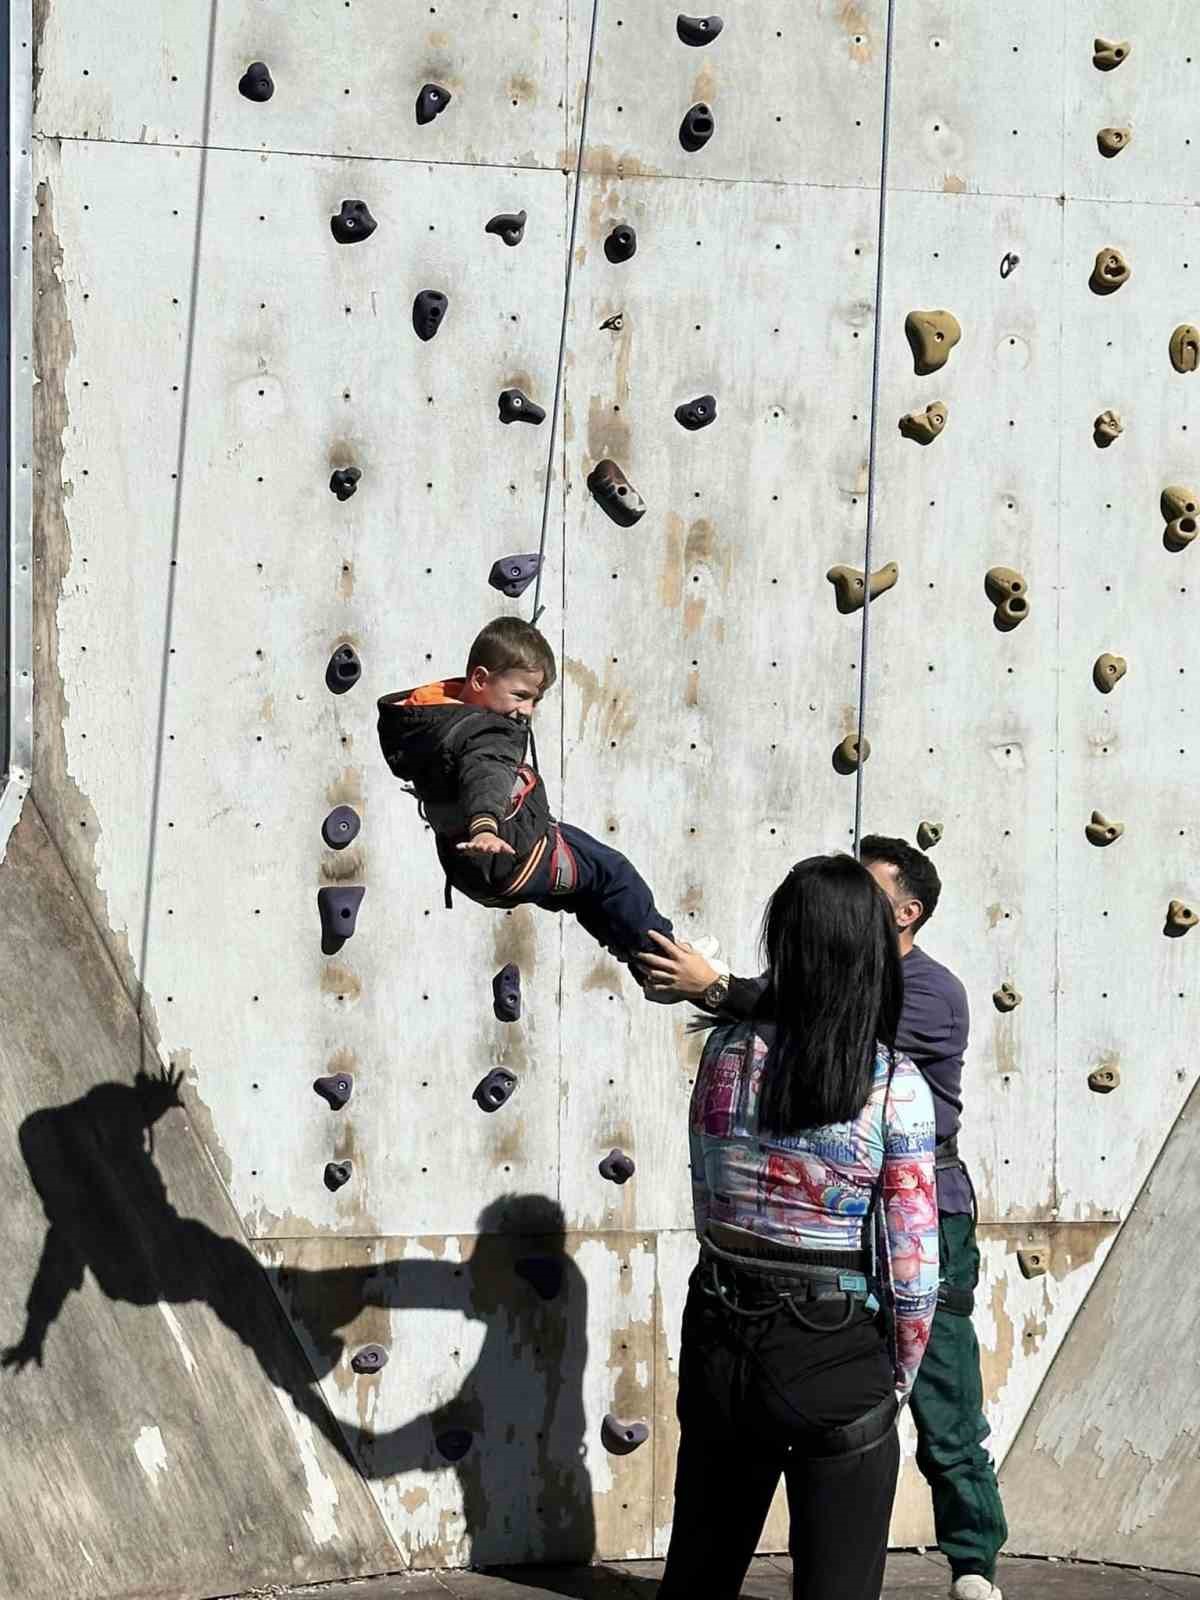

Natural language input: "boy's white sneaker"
[638,933,729,1004]
[951,1578,1002,1600]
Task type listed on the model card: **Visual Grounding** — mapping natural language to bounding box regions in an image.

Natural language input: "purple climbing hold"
[318,885,365,954]
[329,467,361,501]
[351,1344,389,1375]
[488,553,542,600]
[515,1255,564,1301]
[601,1414,649,1455]
[238,62,275,102]
[674,394,717,431]
[679,102,715,152]
[492,962,522,1022]
[413,289,449,342]
[322,805,361,851]
[473,1068,518,1113]
[326,644,361,695]
[436,1428,473,1462]
[416,83,452,125]
[313,1072,354,1110]
[324,1159,353,1192]
[330,200,377,244]
[599,1148,636,1185]
[486,210,527,247]
[498,388,546,426]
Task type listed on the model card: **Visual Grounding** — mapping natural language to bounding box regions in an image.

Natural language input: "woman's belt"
[699,1229,874,1304]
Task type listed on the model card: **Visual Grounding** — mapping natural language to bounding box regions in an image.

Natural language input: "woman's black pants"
[660,1261,901,1600]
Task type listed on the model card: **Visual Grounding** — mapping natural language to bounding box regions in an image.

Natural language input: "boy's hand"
[636,930,719,998]
[457,834,516,857]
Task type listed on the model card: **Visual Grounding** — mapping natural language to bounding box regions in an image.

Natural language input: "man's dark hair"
[859,834,941,933]
[466,616,557,692]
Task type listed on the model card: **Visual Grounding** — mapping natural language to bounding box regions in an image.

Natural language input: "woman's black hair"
[755,854,904,1135]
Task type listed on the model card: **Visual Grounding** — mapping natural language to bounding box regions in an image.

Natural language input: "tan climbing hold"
[984,567,1029,630]
[916,821,943,851]
[1170,324,1200,374]
[1166,899,1199,935]
[899,402,947,445]
[1088,1063,1121,1095]
[1093,409,1123,447]
[1093,37,1131,71]
[1085,810,1124,847]
[1092,653,1126,693]
[833,734,870,774]
[1089,248,1131,295]
[1017,1248,1048,1280]
[904,310,962,376]
[826,562,899,615]
[1096,126,1132,158]
[1165,516,1198,552]
[1161,485,1199,521]
[993,982,1022,1013]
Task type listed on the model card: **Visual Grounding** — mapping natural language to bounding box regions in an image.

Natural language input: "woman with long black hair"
[658,854,939,1600]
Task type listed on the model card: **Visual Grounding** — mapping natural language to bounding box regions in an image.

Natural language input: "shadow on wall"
[1,1071,595,1564]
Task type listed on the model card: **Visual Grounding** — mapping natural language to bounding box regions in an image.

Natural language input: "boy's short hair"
[859,834,941,932]
[467,616,557,692]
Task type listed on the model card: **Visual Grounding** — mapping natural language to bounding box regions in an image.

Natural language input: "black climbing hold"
[679,103,714,153]
[318,885,365,955]
[330,200,377,245]
[492,963,522,1022]
[515,1255,564,1301]
[599,1148,636,1185]
[324,1160,352,1192]
[326,644,361,695]
[329,467,361,501]
[599,312,625,332]
[498,388,546,426]
[601,1414,649,1456]
[413,290,449,342]
[436,1428,473,1462]
[1000,251,1020,280]
[473,1067,518,1113]
[238,62,275,102]
[587,459,646,527]
[313,1072,355,1110]
[416,83,452,125]
[351,1344,389,1375]
[675,394,717,432]
[604,224,638,264]
[322,805,361,851]
[486,209,527,247]
[488,553,542,600]
[676,14,724,46]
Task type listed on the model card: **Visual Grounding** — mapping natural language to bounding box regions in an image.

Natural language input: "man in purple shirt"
[639,834,1007,1600]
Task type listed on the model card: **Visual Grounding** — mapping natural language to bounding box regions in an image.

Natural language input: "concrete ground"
[251,1552,1200,1600]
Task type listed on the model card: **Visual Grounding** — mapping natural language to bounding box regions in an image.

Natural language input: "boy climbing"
[377,616,714,997]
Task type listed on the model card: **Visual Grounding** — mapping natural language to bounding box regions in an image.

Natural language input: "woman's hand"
[636,930,719,997]
[456,834,516,857]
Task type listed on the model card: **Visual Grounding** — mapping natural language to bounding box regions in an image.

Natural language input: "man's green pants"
[910,1210,1008,1583]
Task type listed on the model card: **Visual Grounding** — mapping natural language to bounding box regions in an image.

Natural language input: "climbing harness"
[933,1133,980,1317]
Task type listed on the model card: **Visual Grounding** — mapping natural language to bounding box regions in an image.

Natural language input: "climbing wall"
[16,0,1199,1583]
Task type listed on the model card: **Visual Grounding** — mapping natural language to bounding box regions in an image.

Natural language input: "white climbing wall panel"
[29,0,1200,1573]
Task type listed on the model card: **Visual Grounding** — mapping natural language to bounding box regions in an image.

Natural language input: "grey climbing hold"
[474,1068,518,1113]
[1170,325,1200,374]
[1166,899,1198,937]
[488,553,542,599]
[492,963,522,1022]
[329,467,361,501]
[916,822,943,851]
[330,200,376,244]
[1097,126,1131,158]
[832,734,869,775]
[416,83,451,125]
[1085,810,1124,847]
[604,224,637,264]
[436,1428,473,1462]
[515,1256,563,1300]
[322,805,361,850]
[486,209,527,247]
[326,644,361,695]
[587,459,646,527]
[993,982,1021,1013]
[1087,1063,1120,1094]
[1093,36,1130,71]
[1165,516,1198,553]
[498,388,546,426]
[1017,1248,1047,1279]
[898,402,947,445]
[599,1148,635,1185]
[1089,248,1130,296]
[239,62,275,103]
[1093,409,1123,448]
[351,1345,389,1374]
[1162,485,1199,521]
[904,310,961,376]
[601,1414,649,1456]
[313,1072,354,1110]
[1092,654,1126,694]
[679,103,715,152]
[826,562,898,615]
[324,1160,352,1192]
[318,885,365,954]
[677,14,724,46]
[674,394,717,431]
[985,567,1029,631]
[413,290,449,342]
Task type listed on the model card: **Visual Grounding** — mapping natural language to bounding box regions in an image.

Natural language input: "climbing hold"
[587,460,646,527]
[1085,810,1124,847]
[599,1148,636,1185]
[350,1345,388,1375]
[492,963,522,1022]
[1087,1063,1120,1095]
[916,822,943,851]
[330,200,377,245]
[1161,485,1199,521]
[329,467,361,502]
[599,312,625,332]
[324,1160,352,1192]
[1089,248,1130,296]
[898,402,947,445]
[485,209,527,247]
[604,224,638,264]
[1165,899,1199,936]
[1169,324,1200,374]
[601,1415,649,1456]
[999,252,1020,279]
[984,568,1029,631]
[318,886,365,954]
[1093,409,1123,448]
[515,1256,564,1301]
[488,553,542,599]
[676,14,724,46]
[1017,1248,1047,1280]
[412,290,449,342]
[322,805,361,851]
[1092,654,1126,694]
[832,734,870,774]
[313,1072,354,1110]
[498,388,546,426]
[993,982,1022,1013]
[1093,37,1130,71]
[904,310,961,376]
[326,644,361,695]
[238,62,275,102]
[826,562,899,615]
[674,394,717,432]
[679,103,715,153]
[435,1429,473,1462]
[1096,127,1131,158]
[415,83,452,125]
[473,1068,518,1113]
[1165,517,1198,553]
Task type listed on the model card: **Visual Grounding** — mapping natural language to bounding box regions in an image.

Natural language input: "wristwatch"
[701,972,731,1011]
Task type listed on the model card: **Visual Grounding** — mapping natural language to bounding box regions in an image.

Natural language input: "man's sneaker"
[951,1577,1002,1600]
